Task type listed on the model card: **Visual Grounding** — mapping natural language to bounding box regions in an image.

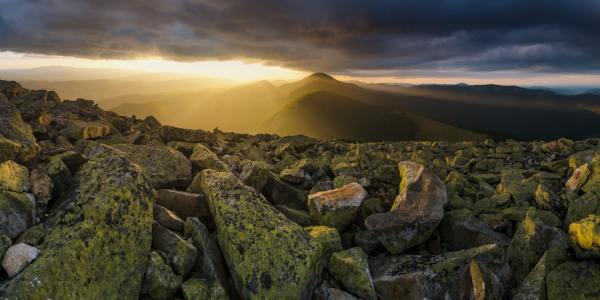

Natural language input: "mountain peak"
[306,72,336,81]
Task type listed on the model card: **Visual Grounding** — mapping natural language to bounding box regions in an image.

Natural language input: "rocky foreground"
[0,80,599,299]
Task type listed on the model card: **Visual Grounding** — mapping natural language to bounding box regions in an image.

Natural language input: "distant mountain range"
[3,67,600,141]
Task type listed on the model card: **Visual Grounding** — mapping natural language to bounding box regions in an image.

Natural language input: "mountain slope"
[260,90,485,141]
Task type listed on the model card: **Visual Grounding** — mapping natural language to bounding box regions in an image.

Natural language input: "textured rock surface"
[0,191,36,239]
[0,160,31,193]
[113,144,192,189]
[0,95,39,162]
[1,243,39,278]
[308,183,367,230]
[2,146,154,299]
[365,161,447,254]
[199,169,322,299]
[141,251,182,300]
[328,247,376,300]
[546,261,600,300]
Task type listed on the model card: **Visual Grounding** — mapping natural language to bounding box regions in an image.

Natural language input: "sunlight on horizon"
[0,51,307,82]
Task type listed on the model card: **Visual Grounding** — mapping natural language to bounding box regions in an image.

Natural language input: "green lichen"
[328,247,376,300]
[0,160,30,192]
[199,169,322,300]
[3,150,154,299]
[181,278,227,300]
[569,215,600,254]
[141,251,183,300]
[305,226,342,263]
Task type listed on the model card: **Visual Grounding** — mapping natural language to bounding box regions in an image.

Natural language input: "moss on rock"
[546,261,600,300]
[328,247,376,300]
[3,147,154,299]
[199,169,322,299]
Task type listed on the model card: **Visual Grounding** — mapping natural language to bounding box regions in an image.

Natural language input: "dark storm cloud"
[1,0,599,73]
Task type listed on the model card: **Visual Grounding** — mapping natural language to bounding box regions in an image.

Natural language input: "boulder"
[546,261,600,300]
[156,189,209,220]
[60,120,112,140]
[439,209,510,250]
[305,226,342,263]
[0,191,36,239]
[160,126,210,143]
[153,204,185,233]
[15,224,46,246]
[198,169,322,299]
[274,205,313,227]
[113,144,192,189]
[190,143,229,172]
[184,217,230,294]
[3,146,154,298]
[365,161,447,254]
[141,251,183,300]
[582,153,600,193]
[308,183,367,230]
[566,163,590,193]
[1,243,39,278]
[565,192,600,226]
[0,94,40,162]
[569,214,600,254]
[29,168,53,211]
[152,221,198,277]
[0,160,31,192]
[328,247,376,300]
[222,156,272,191]
[369,244,504,300]
[262,173,309,210]
[181,278,227,300]
[506,207,560,286]
[10,89,60,121]
[45,155,72,198]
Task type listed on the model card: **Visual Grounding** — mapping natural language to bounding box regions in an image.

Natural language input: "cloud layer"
[1,0,599,74]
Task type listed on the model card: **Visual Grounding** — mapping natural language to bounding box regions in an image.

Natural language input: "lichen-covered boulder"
[190,143,229,172]
[1,243,39,278]
[0,95,40,163]
[569,214,600,254]
[369,244,504,300]
[582,153,600,193]
[0,191,36,239]
[306,226,342,262]
[0,233,12,260]
[566,192,600,226]
[152,221,198,277]
[328,247,376,300]
[181,278,227,300]
[160,126,211,143]
[262,173,309,210]
[275,205,313,227]
[60,120,113,140]
[308,183,367,230]
[141,251,183,300]
[2,146,154,299]
[199,169,322,299]
[113,144,192,189]
[15,224,46,246]
[29,167,53,211]
[0,160,31,192]
[546,261,600,300]
[495,169,537,205]
[506,207,561,286]
[222,156,273,191]
[365,161,447,254]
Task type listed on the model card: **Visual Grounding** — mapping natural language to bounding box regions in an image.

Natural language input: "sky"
[1,0,600,85]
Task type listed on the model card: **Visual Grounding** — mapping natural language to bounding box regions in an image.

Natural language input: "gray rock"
[156,189,209,220]
[0,191,36,239]
[141,251,183,300]
[154,204,185,233]
[365,161,447,254]
[2,243,39,278]
[308,183,367,231]
[152,221,197,277]
[0,94,40,163]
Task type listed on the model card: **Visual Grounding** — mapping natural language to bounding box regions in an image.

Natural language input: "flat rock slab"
[199,169,322,299]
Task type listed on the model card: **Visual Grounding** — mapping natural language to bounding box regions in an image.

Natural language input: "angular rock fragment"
[546,261,600,300]
[154,204,185,233]
[181,278,227,300]
[262,173,309,210]
[365,161,447,254]
[440,209,510,250]
[0,94,40,163]
[190,143,229,172]
[1,243,39,278]
[199,169,322,299]
[152,221,197,277]
[275,204,313,227]
[61,120,112,140]
[160,126,211,143]
[569,214,600,254]
[141,251,183,300]
[566,163,590,193]
[29,168,53,211]
[0,191,36,239]
[156,189,209,220]
[308,182,367,230]
[328,247,376,300]
[305,226,342,262]
[113,144,192,189]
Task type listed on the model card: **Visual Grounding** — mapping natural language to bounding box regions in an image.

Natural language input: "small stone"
[2,243,39,277]
[328,247,376,300]
[308,182,367,230]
